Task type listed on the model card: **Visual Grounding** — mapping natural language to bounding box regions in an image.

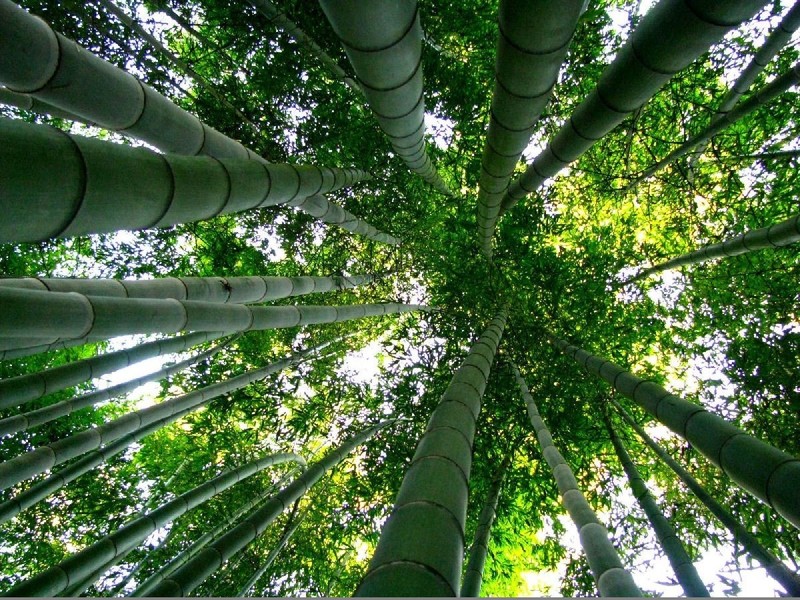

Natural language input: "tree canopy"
[0,0,799,596]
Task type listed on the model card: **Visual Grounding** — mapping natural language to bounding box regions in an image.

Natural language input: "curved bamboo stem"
[602,409,708,596]
[6,452,305,596]
[687,0,800,171]
[0,330,226,412]
[0,337,342,494]
[0,285,424,345]
[143,420,394,596]
[460,452,512,597]
[623,212,800,284]
[500,0,770,214]
[610,397,800,596]
[549,335,800,531]
[319,0,454,196]
[0,335,232,436]
[356,308,508,596]
[477,0,583,258]
[511,362,641,596]
[630,62,800,186]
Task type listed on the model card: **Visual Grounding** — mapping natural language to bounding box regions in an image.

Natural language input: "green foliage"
[1,0,799,596]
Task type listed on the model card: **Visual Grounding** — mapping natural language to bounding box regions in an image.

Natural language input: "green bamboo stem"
[500,0,770,214]
[687,0,800,171]
[0,117,375,244]
[246,0,362,96]
[630,61,800,186]
[460,452,512,597]
[624,212,800,284]
[6,452,305,596]
[477,0,583,258]
[0,285,424,345]
[356,308,508,596]
[318,0,454,196]
[511,362,641,596]
[236,508,306,596]
[285,195,401,244]
[0,330,226,411]
[0,335,232,436]
[132,470,300,597]
[0,273,375,304]
[602,410,709,597]
[549,335,800,530]
[0,336,103,361]
[610,397,800,596]
[0,85,80,120]
[0,336,343,495]
[143,420,394,596]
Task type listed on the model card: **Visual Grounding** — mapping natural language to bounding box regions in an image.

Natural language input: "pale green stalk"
[602,410,708,596]
[549,335,800,530]
[511,362,641,596]
[144,420,395,596]
[356,308,508,596]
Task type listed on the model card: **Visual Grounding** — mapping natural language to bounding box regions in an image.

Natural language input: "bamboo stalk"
[356,308,508,596]
[511,362,641,596]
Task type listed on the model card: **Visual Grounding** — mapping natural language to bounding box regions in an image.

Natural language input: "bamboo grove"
[0,0,799,596]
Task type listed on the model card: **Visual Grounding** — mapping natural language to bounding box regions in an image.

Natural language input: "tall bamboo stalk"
[0,274,375,304]
[602,409,709,596]
[0,117,378,244]
[623,212,800,284]
[6,452,305,596]
[687,0,800,172]
[461,452,512,597]
[0,330,225,411]
[131,471,300,597]
[0,337,343,494]
[236,508,306,597]
[610,397,800,596]
[511,362,641,596]
[499,0,770,215]
[549,335,800,530]
[477,0,583,258]
[0,285,423,345]
[319,0,454,196]
[356,308,508,596]
[0,336,232,436]
[143,420,394,596]
[630,61,800,186]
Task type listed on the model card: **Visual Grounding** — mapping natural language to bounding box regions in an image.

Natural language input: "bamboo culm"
[132,470,301,597]
[236,508,306,596]
[6,452,305,596]
[319,0,454,196]
[686,0,800,171]
[0,117,373,244]
[477,0,583,258]
[0,273,375,304]
[460,452,512,597]
[0,330,226,411]
[0,336,232,437]
[356,308,508,596]
[550,336,800,530]
[500,0,770,214]
[511,362,642,596]
[624,212,800,284]
[0,337,340,494]
[631,61,800,186]
[610,397,800,596]
[143,420,395,596]
[0,285,423,346]
[602,410,709,597]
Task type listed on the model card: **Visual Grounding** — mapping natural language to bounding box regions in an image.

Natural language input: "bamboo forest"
[1,0,800,596]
